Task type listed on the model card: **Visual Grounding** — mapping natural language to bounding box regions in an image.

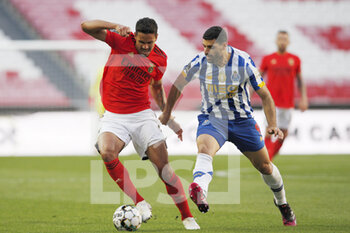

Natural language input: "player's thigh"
[196,114,225,156]
[97,111,132,161]
[97,132,125,161]
[229,118,264,153]
[243,147,272,175]
[131,115,166,160]
[196,134,221,157]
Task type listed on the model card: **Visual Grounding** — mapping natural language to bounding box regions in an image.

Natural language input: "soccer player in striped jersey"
[260,31,308,160]
[159,26,296,226]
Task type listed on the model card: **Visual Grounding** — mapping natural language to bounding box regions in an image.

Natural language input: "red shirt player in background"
[260,30,308,161]
[81,18,199,230]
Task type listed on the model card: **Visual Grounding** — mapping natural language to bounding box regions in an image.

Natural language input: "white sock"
[261,163,287,205]
[193,153,213,197]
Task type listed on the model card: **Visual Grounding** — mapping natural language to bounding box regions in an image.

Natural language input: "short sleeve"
[182,55,201,82]
[246,57,265,91]
[104,30,124,50]
[153,60,167,81]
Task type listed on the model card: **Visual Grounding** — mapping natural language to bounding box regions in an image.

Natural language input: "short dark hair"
[278,30,289,35]
[203,26,227,44]
[135,17,158,35]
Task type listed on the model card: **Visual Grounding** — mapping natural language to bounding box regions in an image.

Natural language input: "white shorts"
[98,109,165,159]
[264,107,293,130]
[276,107,293,129]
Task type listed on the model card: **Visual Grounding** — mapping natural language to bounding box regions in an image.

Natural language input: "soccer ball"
[113,205,142,231]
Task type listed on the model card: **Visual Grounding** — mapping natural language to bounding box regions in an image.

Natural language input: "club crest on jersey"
[148,63,155,73]
[232,71,240,82]
[288,58,295,66]
[271,59,277,65]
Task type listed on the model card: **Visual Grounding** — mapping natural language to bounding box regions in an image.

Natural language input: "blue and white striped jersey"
[182,46,265,120]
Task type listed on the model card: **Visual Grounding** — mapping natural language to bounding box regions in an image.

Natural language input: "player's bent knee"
[99,147,119,162]
[258,162,272,175]
[159,163,174,183]
[197,143,211,155]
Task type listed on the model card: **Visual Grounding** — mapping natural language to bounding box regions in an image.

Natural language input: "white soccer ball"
[113,205,142,231]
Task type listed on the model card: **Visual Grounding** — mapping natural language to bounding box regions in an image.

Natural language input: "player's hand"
[159,112,171,125]
[267,126,284,140]
[167,117,183,141]
[116,25,131,37]
[298,98,308,112]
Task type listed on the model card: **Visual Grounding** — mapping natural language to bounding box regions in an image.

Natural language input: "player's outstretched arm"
[256,85,284,140]
[159,73,188,125]
[296,72,308,112]
[150,79,167,111]
[81,20,131,41]
[151,79,183,141]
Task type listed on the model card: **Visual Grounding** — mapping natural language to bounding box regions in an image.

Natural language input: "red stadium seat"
[0,72,70,107]
[8,0,350,108]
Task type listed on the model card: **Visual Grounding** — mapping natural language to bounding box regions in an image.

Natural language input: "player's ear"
[219,41,227,50]
[155,33,158,41]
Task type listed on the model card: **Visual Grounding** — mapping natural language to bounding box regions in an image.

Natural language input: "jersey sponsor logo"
[271,59,277,65]
[207,84,239,99]
[121,57,153,84]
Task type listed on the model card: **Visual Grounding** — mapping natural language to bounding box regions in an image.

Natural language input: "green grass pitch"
[1,155,349,232]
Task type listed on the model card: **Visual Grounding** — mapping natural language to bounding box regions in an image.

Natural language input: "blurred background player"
[81,17,199,230]
[160,26,296,226]
[259,31,308,161]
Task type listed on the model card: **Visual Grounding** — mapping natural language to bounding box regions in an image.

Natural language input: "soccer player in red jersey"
[260,31,308,160]
[81,18,199,230]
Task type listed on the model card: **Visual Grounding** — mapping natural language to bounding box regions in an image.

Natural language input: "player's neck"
[215,52,230,67]
[277,50,287,55]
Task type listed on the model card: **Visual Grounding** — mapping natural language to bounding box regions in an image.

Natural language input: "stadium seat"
[0,30,70,108]
[7,0,350,108]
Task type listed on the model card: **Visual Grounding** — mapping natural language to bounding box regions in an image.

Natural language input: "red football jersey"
[101,30,167,114]
[260,52,301,108]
